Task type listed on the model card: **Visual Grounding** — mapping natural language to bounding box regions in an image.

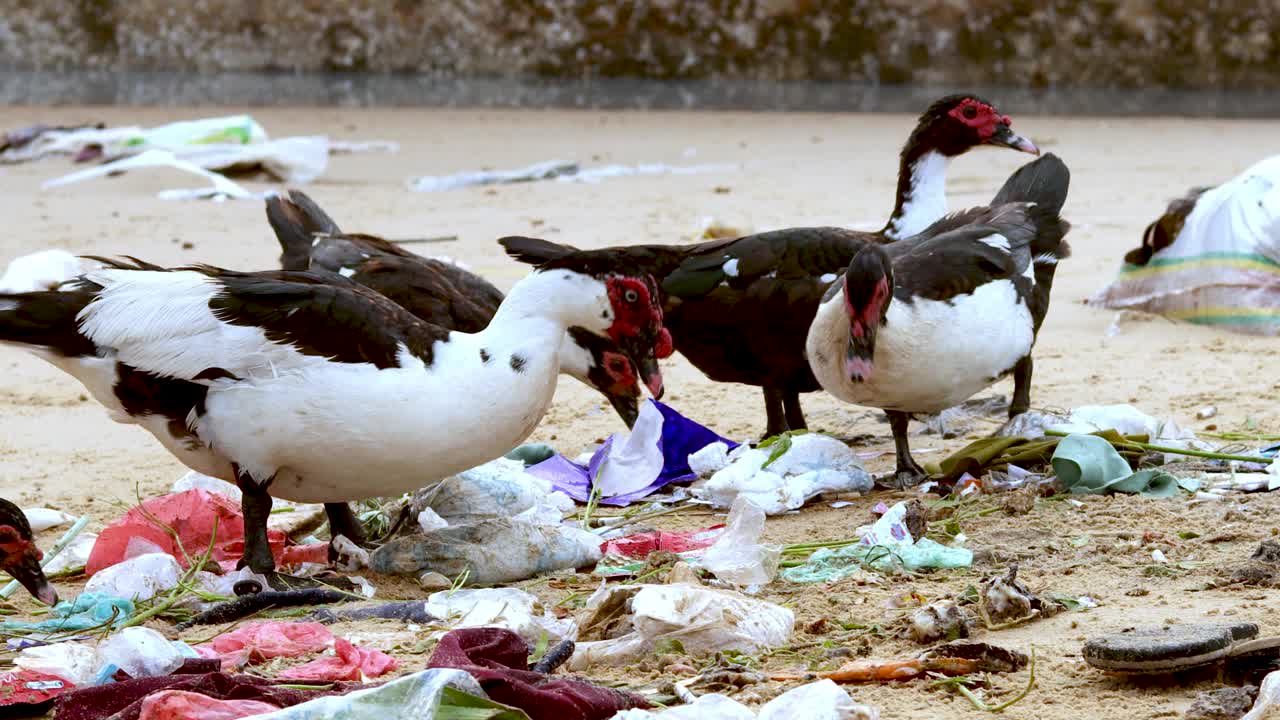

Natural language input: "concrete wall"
[3,0,1277,89]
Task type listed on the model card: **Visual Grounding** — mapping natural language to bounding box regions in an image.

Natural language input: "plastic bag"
[570,584,793,670]
[95,627,187,682]
[85,553,183,602]
[20,506,77,532]
[614,680,877,720]
[701,496,781,589]
[424,588,576,645]
[701,434,872,514]
[137,690,280,720]
[15,642,98,685]
[248,668,489,720]
[201,621,332,668]
[0,592,134,634]
[86,489,287,575]
[411,457,572,525]
[370,517,600,584]
[278,638,398,682]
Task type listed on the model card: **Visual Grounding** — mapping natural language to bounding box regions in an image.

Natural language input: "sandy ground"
[1,106,1279,719]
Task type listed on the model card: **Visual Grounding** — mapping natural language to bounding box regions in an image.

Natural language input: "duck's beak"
[636,356,664,400]
[608,393,640,428]
[8,550,57,606]
[988,125,1040,155]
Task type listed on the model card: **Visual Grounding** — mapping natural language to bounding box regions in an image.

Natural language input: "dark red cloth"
[427,628,648,720]
[53,672,362,720]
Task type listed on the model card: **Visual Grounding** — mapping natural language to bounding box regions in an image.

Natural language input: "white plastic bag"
[701,496,780,590]
[21,507,77,533]
[593,400,667,498]
[570,584,794,670]
[701,434,872,514]
[614,680,877,720]
[249,668,486,720]
[95,626,186,680]
[85,553,183,602]
[15,641,97,685]
[423,588,575,644]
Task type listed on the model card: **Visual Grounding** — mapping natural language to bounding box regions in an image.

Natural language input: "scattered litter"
[615,679,878,720]
[370,516,601,584]
[15,641,99,685]
[43,149,265,201]
[94,626,191,683]
[0,121,103,163]
[701,496,781,590]
[278,637,399,682]
[1051,434,1198,497]
[429,628,649,720]
[424,588,576,645]
[781,501,971,581]
[21,507,77,533]
[411,457,573,525]
[408,159,736,193]
[698,433,872,514]
[570,583,794,670]
[909,601,971,644]
[248,668,499,720]
[0,669,72,715]
[196,620,397,680]
[1196,406,1219,420]
[600,526,725,559]
[773,641,1027,683]
[135,690,281,720]
[527,401,736,505]
[1082,621,1267,674]
[1,592,134,633]
[171,472,326,537]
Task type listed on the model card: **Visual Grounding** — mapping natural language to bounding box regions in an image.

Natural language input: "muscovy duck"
[0,497,58,604]
[266,190,650,426]
[704,157,1069,486]
[0,251,667,582]
[502,94,1040,437]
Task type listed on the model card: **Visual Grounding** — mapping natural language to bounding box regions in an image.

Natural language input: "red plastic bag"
[86,490,287,575]
[278,638,399,682]
[599,525,724,558]
[201,621,333,668]
[137,690,279,720]
[0,669,74,712]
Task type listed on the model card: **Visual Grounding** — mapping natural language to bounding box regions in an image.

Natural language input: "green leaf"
[762,434,793,469]
[1178,531,1200,540]
[437,687,531,720]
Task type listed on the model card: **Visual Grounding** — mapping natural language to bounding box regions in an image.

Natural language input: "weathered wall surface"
[2,0,1277,89]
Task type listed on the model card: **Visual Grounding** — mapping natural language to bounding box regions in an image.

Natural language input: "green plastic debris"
[504,443,557,467]
[781,539,972,582]
[1051,434,1200,497]
[0,591,134,632]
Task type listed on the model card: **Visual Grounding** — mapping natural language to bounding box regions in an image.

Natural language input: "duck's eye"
[962,105,978,119]
[624,289,638,303]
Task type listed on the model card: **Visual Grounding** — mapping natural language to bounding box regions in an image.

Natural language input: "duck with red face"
[0,498,57,605]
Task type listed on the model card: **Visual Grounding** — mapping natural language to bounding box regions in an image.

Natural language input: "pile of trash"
[8,396,1280,719]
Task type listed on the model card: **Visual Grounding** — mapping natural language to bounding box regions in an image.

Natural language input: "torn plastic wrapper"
[525,400,737,505]
[699,433,873,514]
[599,526,725,558]
[613,679,878,720]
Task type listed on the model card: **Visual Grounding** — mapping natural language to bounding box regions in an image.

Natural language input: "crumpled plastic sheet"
[197,621,396,681]
[410,457,575,526]
[423,588,576,645]
[599,526,725,558]
[700,496,781,589]
[1051,434,1200,497]
[1,592,134,633]
[136,690,279,720]
[428,627,649,720]
[370,517,601,585]
[696,433,873,514]
[613,679,878,720]
[51,672,359,720]
[247,668,487,720]
[86,490,288,575]
[781,501,972,582]
[526,400,737,505]
[279,638,399,682]
[570,584,793,670]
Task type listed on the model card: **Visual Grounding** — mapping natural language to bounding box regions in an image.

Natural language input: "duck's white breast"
[809,279,1034,414]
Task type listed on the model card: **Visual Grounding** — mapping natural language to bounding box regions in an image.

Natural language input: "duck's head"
[908,94,1039,158]
[0,498,57,606]
[842,245,894,384]
[505,238,670,400]
[566,327,643,428]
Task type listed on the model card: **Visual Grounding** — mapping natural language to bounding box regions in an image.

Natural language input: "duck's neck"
[881,149,950,242]
[484,269,607,354]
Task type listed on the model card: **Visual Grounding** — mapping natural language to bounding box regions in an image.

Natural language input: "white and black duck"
[502,94,1040,437]
[267,190,656,426]
[0,250,667,583]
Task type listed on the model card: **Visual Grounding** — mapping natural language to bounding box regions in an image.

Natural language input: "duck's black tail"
[266,190,343,271]
[0,289,97,357]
